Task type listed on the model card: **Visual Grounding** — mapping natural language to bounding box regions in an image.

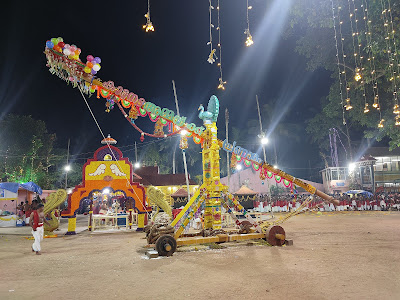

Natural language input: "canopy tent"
[0,182,42,195]
[345,190,373,197]
[233,185,257,196]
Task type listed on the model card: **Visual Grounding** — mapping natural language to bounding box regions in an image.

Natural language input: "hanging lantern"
[378,119,385,128]
[393,104,400,114]
[395,115,400,126]
[259,169,266,180]
[153,119,164,136]
[179,136,188,150]
[140,132,145,142]
[230,153,237,169]
[373,95,380,109]
[129,106,139,120]
[363,103,370,113]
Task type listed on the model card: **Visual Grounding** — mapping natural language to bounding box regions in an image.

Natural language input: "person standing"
[29,204,50,255]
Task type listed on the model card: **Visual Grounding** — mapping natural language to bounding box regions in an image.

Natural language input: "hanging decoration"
[153,119,164,137]
[244,0,254,46]
[334,2,351,123]
[361,0,380,114]
[382,0,400,126]
[349,0,369,112]
[230,153,237,169]
[330,0,347,122]
[207,0,217,64]
[128,106,139,121]
[179,135,188,150]
[143,0,155,32]
[216,0,226,90]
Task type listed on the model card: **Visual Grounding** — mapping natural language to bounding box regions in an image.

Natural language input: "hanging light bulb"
[378,119,385,128]
[373,95,379,109]
[354,68,362,81]
[217,77,226,90]
[364,103,370,113]
[395,116,400,126]
[393,104,400,114]
[143,0,155,32]
[345,98,353,110]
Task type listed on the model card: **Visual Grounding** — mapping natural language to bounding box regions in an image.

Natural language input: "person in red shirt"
[29,204,50,255]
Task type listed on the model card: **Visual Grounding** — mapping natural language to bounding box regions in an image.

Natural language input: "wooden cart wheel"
[266,225,286,246]
[155,234,177,256]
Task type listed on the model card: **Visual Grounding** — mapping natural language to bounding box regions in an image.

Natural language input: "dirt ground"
[0,211,399,300]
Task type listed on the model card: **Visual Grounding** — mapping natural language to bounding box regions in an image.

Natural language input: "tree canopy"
[288,0,400,152]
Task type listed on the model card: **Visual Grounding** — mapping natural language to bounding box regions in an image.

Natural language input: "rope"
[78,86,150,218]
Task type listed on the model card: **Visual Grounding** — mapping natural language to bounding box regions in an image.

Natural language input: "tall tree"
[287,0,400,151]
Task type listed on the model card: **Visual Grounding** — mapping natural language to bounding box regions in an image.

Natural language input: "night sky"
[1,0,333,180]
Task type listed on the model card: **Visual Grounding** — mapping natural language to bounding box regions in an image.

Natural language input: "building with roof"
[133,166,199,206]
[321,147,400,193]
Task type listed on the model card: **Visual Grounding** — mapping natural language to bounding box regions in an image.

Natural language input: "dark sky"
[1,0,333,180]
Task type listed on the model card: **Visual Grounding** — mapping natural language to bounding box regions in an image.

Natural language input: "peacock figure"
[198,95,220,124]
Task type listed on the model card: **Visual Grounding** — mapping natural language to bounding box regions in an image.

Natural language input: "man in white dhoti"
[29,204,50,255]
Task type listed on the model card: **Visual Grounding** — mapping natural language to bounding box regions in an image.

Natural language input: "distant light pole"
[64,138,70,189]
[236,164,242,187]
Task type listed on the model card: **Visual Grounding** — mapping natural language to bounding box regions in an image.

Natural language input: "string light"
[143,0,155,32]
[346,0,363,111]
[216,0,226,90]
[207,0,217,64]
[245,0,254,47]
[351,0,369,114]
[362,0,380,112]
[330,0,347,122]
[380,0,398,127]
[336,4,351,116]
[386,0,400,125]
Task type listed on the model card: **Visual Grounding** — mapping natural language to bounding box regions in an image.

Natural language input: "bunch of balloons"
[45,37,81,61]
[84,55,101,75]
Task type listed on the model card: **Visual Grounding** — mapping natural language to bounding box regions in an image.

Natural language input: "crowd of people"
[250,192,400,213]
[16,197,49,225]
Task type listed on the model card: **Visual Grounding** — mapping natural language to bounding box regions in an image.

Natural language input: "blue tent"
[345,190,373,197]
[0,182,42,195]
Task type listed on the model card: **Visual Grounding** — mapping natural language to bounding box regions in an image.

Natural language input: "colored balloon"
[58,42,65,48]
[51,38,58,45]
[58,37,64,42]
[86,62,93,68]
[93,57,101,64]
[70,46,76,52]
[63,49,71,56]
[53,45,62,52]
[64,44,70,49]
[72,54,79,60]
[92,64,101,71]
[75,49,81,55]
[87,55,94,62]
[91,69,97,75]
[84,67,91,73]
[46,41,54,48]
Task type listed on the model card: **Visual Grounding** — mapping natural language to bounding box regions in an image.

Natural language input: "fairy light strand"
[216,0,226,90]
[380,0,397,127]
[386,0,400,122]
[351,0,369,113]
[143,0,155,32]
[337,4,351,115]
[362,0,380,114]
[331,0,347,124]
[207,0,217,64]
[245,0,254,46]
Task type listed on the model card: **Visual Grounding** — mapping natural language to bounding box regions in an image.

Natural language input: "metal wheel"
[266,225,286,246]
[155,234,177,256]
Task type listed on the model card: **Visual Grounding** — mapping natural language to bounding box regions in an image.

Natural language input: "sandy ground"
[0,211,399,300]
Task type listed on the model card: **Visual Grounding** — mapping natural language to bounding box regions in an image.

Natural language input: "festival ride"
[44,37,339,256]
